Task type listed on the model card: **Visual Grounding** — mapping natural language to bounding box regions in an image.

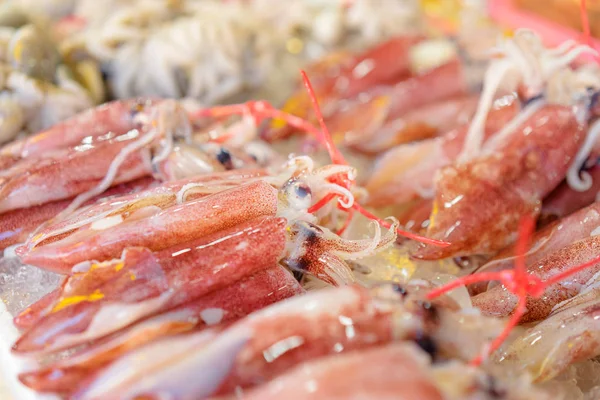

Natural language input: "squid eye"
[295,183,311,199]
[216,148,234,169]
[282,179,313,211]
[216,148,231,164]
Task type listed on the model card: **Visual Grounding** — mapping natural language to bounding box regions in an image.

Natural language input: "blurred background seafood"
[0,0,428,146]
[16,0,425,105]
[0,3,98,144]
[5,1,600,400]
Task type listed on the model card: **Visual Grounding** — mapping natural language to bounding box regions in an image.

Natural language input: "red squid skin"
[0,177,157,251]
[365,94,519,207]
[0,132,153,214]
[13,216,287,354]
[18,265,303,395]
[397,199,434,237]
[264,35,423,141]
[213,287,401,395]
[348,94,480,154]
[472,235,600,323]
[0,99,159,161]
[238,344,443,400]
[470,201,600,295]
[321,59,469,151]
[26,169,266,251]
[338,36,424,97]
[413,105,586,260]
[539,165,600,226]
[385,59,469,121]
[19,180,278,273]
[13,289,62,330]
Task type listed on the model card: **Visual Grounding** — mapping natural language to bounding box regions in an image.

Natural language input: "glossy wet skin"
[0,130,153,213]
[0,177,157,251]
[14,216,287,354]
[473,235,600,323]
[414,105,586,260]
[20,180,278,272]
[239,343,443,400]
[19,266,302,395]
[0,98,159,159]
[365,94,519,207]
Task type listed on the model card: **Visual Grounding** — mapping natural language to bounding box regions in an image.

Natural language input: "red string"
[580,0,592,47]
[351,203,450,247]
[336,209,355,236]
[427,213,600,365]
[300,70,347,166]
[192,72,450,248]
[579,0,600,61]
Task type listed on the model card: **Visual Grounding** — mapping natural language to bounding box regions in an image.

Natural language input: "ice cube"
[0,257,62,316]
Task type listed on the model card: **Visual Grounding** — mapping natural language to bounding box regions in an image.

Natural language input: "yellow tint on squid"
[86,261,124,272]
[51,289,105,313]
[420,0,462,29]
[429,200,439,230]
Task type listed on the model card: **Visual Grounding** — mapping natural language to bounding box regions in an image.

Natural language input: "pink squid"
[413,104,586,260]
[365,94,519,207]
[18,265,303,395]
[19,180,277,272]
[13,215,287,354]
[0,176,157,251]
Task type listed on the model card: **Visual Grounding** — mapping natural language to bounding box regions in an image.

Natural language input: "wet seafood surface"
[3,2,600,400]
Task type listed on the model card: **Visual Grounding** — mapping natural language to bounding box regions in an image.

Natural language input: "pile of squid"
[5,26,600,400]
[0,0,425,157]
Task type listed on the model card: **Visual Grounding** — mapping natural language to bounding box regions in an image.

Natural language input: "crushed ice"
[0,257,62,316]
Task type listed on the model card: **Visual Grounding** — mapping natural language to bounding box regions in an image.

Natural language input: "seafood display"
[57,0,424,104]
[5,1,600,400]
[0,6,100,144]
[0,0,423,149]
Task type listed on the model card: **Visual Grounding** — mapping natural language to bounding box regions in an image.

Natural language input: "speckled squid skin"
[13,216,287,354]
[18,265,302,395]
[0,98,159,160]
[365,94,519,207]
[472,235,600,323]
[470,202,600,295]
[413,105,586,260]
[539,165,600,226]
[25,170,266,251]
[238,343,443,400]
[19,180,278,272]
[0,177,157,251]
[0,131,153,213]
